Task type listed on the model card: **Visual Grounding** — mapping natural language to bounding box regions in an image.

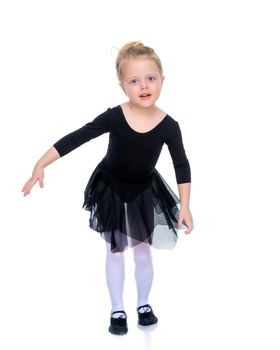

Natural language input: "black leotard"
[53,105,191,184]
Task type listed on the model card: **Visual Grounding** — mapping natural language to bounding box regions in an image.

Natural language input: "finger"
[22,180,31,195]
[24,182,32,196]
[185,224,193,234]
[23,186,30,196]
[39,177,44,188]
[30,178,38,189]
[179,214,187,227]
[180,218,187,229]
[25,178,38,196]
[24,189,30,196]
[22,179,31,193]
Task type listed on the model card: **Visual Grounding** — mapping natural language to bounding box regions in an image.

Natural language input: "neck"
[127,102,158,116]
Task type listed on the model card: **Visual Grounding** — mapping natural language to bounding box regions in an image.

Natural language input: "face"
[119,55,165,109]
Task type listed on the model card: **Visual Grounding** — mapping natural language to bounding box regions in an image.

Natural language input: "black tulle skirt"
[83,158,188,253]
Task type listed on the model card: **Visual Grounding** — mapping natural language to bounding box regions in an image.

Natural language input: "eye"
[147,76,156,82]
[130,79,138,84]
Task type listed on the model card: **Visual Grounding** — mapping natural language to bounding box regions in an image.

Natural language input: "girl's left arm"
[178,182,191,209]
[165,119,193,233]
[178,182,194,234]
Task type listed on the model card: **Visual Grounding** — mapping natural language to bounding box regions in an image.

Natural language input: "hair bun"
[120,41,144,54]
[130,41,144,49]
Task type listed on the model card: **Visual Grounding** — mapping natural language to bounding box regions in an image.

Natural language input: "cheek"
[128,86,139,96]
[152,82,162,93]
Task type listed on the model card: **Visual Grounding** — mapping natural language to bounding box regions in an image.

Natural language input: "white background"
[1,0,280,349]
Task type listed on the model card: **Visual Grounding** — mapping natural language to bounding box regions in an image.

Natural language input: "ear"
[161,75,165,87]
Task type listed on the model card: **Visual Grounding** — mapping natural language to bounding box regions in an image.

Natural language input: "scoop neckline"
[118,104,168,135]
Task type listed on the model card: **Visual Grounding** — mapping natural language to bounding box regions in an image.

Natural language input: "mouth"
[139,93,152,99]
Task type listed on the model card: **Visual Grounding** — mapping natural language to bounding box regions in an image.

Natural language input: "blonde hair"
[115,41,163,81]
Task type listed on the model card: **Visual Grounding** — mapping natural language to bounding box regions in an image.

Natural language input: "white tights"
[105,242,154,313]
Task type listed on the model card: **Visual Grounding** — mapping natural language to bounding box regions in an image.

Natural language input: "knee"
[106,246,124,265]
[133,244,152,266]
[110,251,124,262]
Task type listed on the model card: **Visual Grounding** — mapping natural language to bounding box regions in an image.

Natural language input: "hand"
[22,165,44,196]
[178,207,194,234]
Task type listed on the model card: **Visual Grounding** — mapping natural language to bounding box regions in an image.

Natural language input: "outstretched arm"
[22,107,112,196]
[22,146,60,196]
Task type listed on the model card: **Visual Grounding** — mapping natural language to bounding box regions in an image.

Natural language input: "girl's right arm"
[22,107,112,197]
[22,146,60,196]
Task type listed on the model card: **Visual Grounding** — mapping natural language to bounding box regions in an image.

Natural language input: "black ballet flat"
[108,310,128,335]
[137,304,158,326]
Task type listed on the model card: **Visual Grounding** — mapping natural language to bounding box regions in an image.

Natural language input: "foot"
[137,304,158,326]
[108,310,128,335]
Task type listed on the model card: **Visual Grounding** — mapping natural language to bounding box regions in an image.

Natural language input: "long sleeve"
[166,121,191,184]
[53,108,111,157]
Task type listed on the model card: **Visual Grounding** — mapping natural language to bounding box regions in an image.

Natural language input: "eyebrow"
[127,73,159,79]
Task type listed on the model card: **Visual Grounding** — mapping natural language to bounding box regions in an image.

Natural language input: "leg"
[105,241,125,313]
[133,243,158,326]
[133,242,154,308]
[105,241,128,335]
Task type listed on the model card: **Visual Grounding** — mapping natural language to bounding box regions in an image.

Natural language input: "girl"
[22,41,194,336]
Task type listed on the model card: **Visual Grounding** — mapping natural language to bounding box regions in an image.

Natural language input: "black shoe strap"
[111,310,127,318]
[137,304,152,313]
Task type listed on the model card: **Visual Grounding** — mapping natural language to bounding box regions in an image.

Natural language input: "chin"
[135,98,158,108]
[139,102,156,109]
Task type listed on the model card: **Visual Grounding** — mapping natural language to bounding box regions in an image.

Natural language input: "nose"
[140,79,148,89]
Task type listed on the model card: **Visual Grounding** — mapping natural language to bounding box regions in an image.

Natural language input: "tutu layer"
[83,158,188,253]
